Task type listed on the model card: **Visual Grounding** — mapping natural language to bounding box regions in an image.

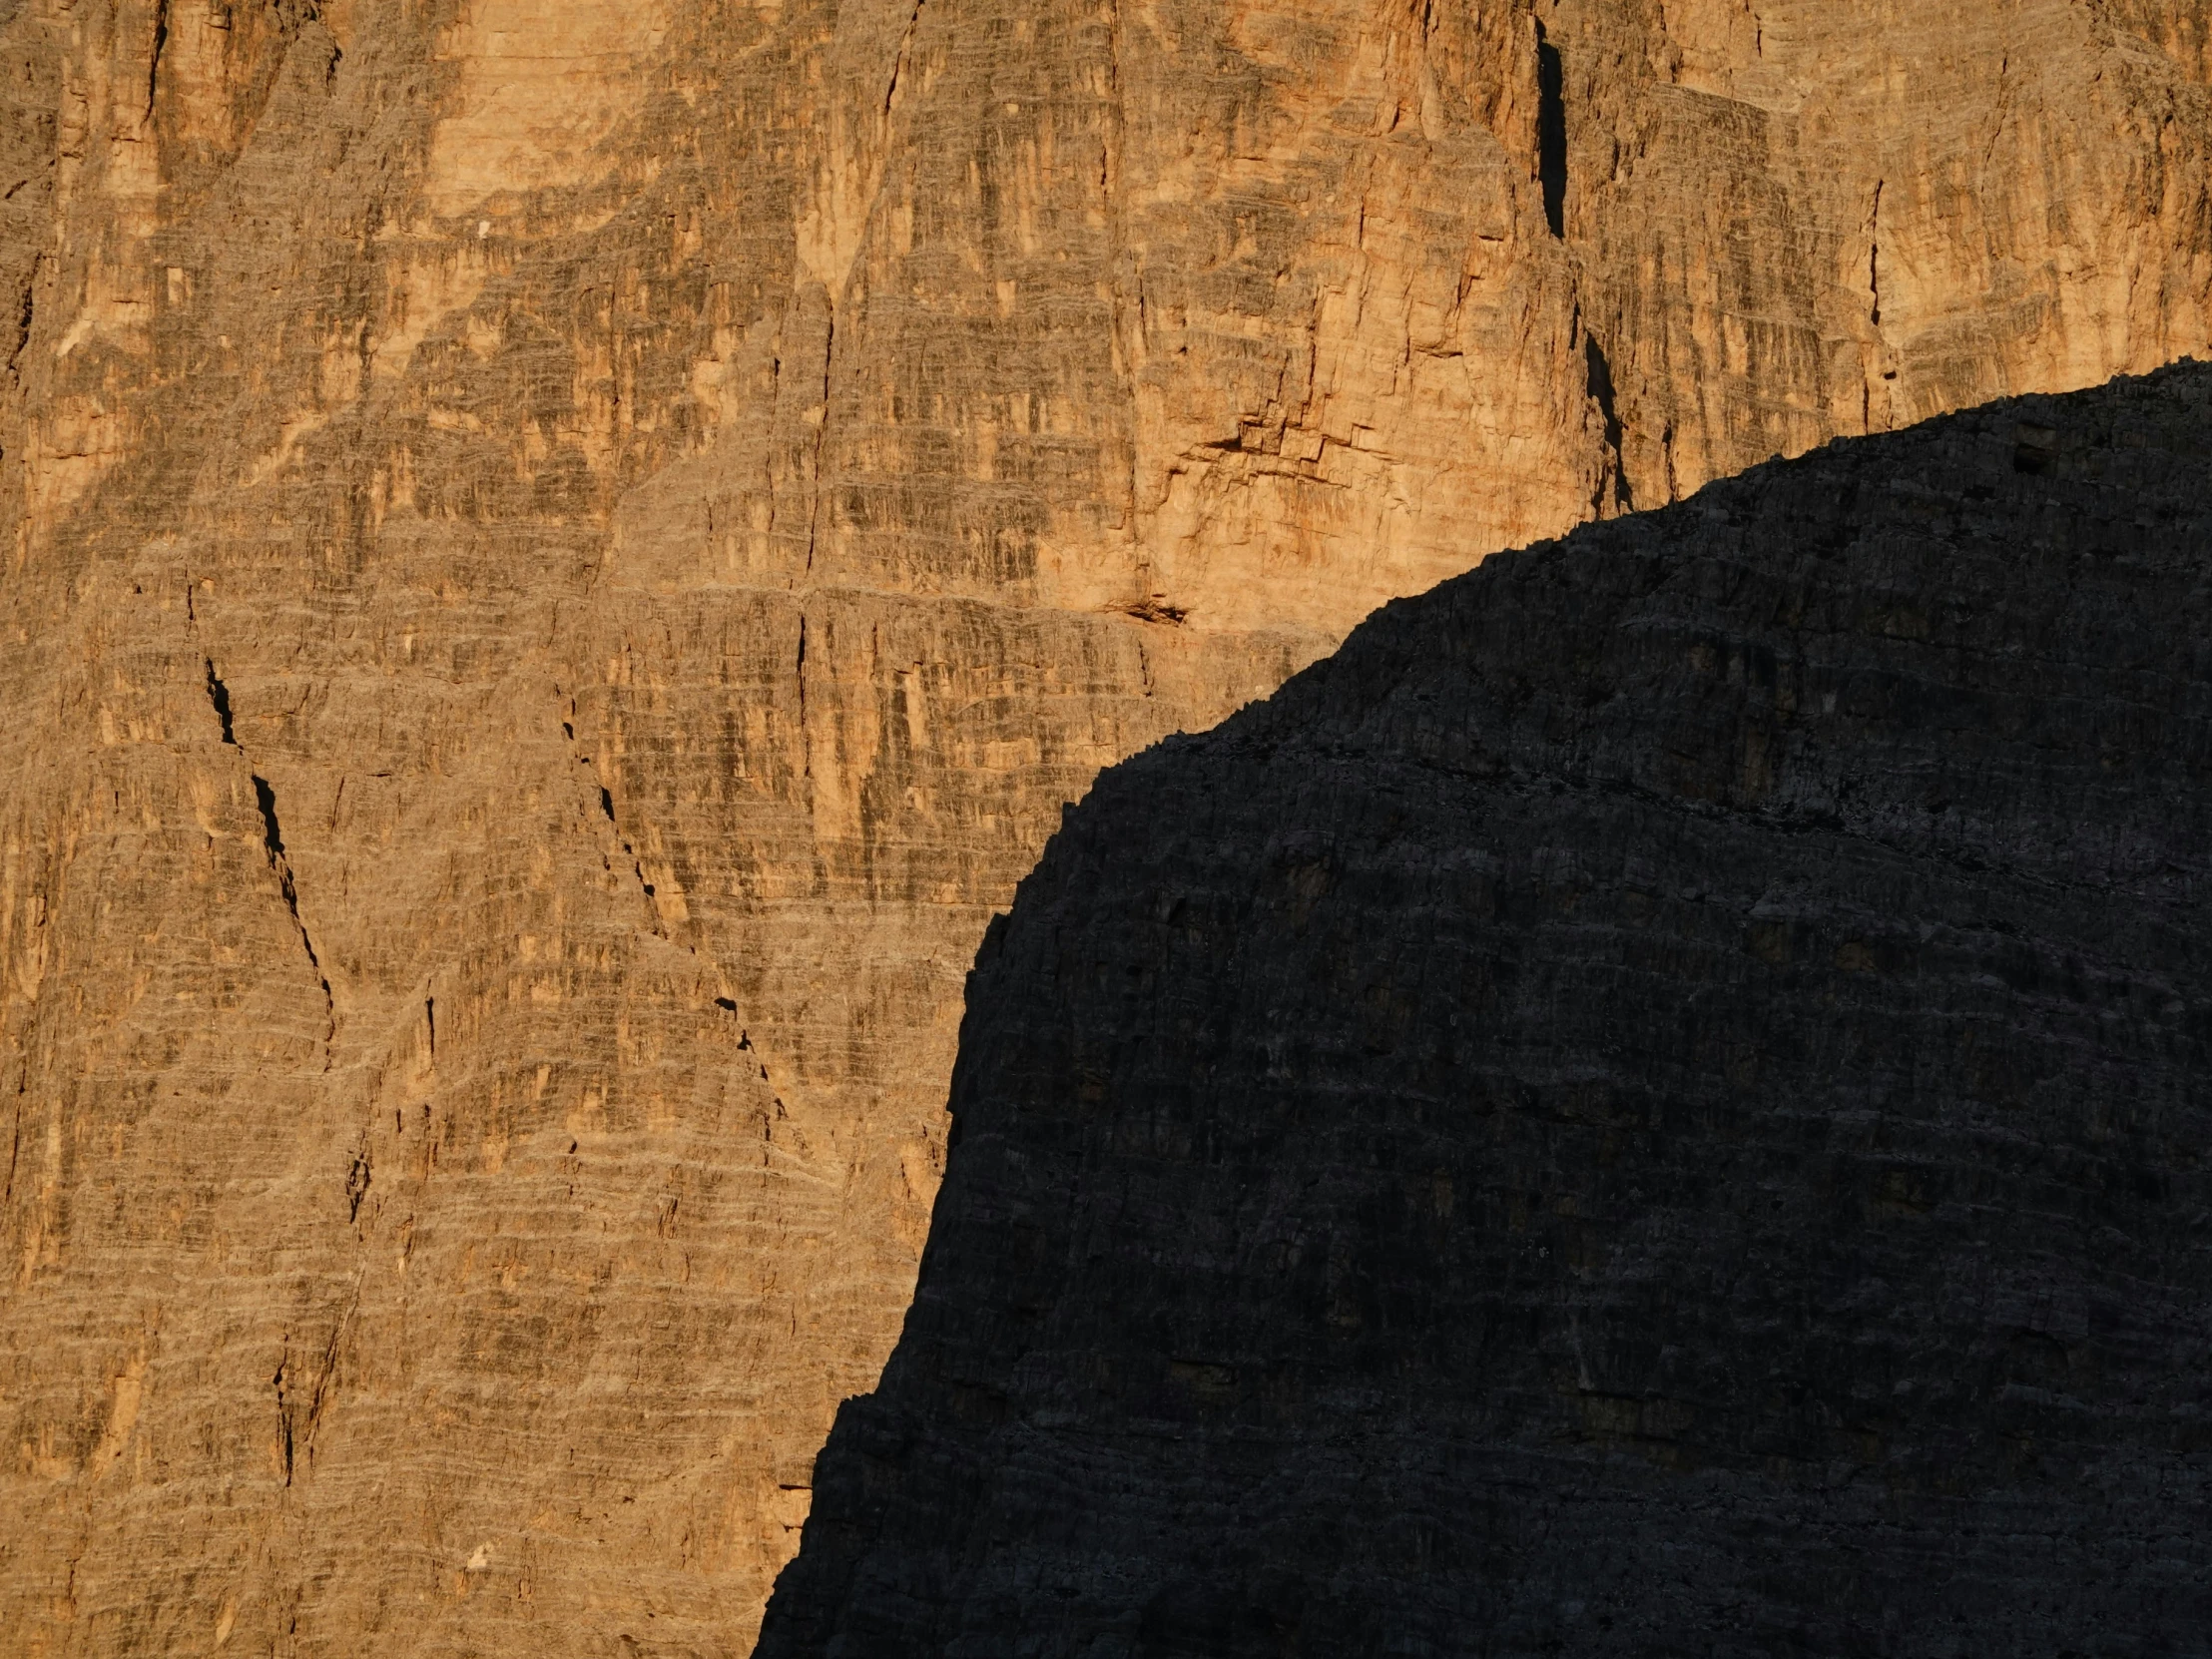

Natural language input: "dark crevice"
[1870,180,1884,325]
[1535,24,1567,239]
[274,1357,295,1485]
[252,772,334,1036]
[253,775,287,862]
[206,659,238,744]
[884,0,925,117]
[425,996,435,1059]
[273,1315,344,1488]
[302,1319,343,1474]
[797,616,810,774]
[205,665,332,1045]
[146,0,170,127]
[1584,331,1633,511]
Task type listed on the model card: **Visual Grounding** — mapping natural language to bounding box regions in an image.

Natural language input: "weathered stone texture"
[2,1,2211,1653]
[762,362,2212,1657]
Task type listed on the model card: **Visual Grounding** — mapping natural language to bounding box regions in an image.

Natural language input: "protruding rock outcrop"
[763,364,2212,1656]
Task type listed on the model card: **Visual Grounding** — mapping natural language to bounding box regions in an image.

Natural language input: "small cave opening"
[205,659,238,745]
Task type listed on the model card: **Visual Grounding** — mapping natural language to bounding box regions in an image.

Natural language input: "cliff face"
[2,1,2212,1654]
[761,363,2212,1657]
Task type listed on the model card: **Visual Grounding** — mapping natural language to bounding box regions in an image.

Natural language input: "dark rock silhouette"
[758,365,2212,1658]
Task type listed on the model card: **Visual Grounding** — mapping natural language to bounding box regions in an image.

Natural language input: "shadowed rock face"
[761,364,2212,1658]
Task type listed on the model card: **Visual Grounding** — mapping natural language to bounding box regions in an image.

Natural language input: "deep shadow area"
[1584,330,1630,509]
[760,365,2212,1657]
[1536,25,1566,238]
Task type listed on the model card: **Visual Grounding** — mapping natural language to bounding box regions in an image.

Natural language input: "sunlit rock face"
[762,362,2212,1658]
[1,1,2210,1653]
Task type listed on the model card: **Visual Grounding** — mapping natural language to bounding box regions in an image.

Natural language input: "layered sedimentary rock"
[3,1,2212,1653]
[762,363,2212,1657]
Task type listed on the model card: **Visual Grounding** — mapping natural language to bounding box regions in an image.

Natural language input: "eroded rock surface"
[762,363,2212,1657]
[1,1,2211,1652]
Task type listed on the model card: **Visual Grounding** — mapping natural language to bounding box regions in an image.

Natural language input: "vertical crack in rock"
[251,775,285,865]
[144,0,169,128]
[1583,329,1631,512]
[204,659,238,745]
[272,1303,352,1489]
[251,772,330,1020]
[1535,23,1567,239]
[884,0,925,118]
[206,659,335,1040]
[273,1354,295,1487]
[1870,179,1885,325]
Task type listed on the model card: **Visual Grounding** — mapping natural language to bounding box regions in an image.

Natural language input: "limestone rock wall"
[1,2,2210,1654]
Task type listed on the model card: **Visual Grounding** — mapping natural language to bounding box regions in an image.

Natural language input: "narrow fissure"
[253,775,287,863]
[204,663,332,1043]
[797,615,810,777]
[1535,25,1567,239]
[274,1357,295,1485]
[1870,180,1884,325]
[205,659,238,744]
[252,772,335,1036]
[146,0,170,127]
[883,0,925,119]
[270,1308,350,1491]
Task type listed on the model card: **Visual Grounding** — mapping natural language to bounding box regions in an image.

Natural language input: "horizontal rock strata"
[5,1,2212,1651]
[763,363,2212,1657]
